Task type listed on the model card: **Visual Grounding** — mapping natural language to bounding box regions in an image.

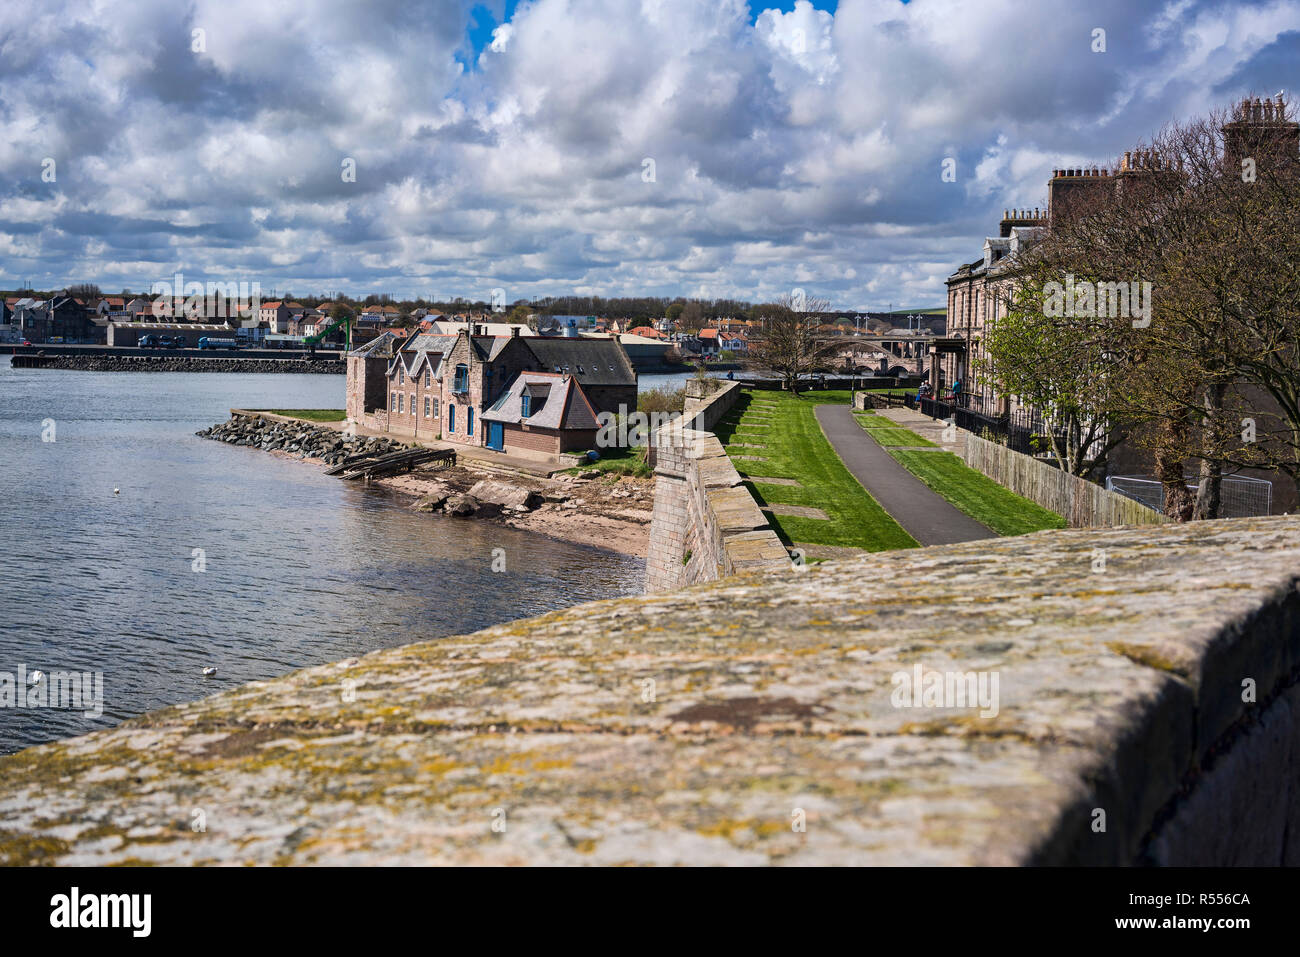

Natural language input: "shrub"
[638,386,685,415]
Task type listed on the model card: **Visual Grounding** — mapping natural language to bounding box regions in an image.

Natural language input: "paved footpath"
[815,404,994,545]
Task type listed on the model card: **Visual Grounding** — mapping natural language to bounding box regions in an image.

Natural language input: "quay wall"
[9,354,344,374]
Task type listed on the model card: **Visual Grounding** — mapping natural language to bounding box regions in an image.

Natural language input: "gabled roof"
[348,331,403,358]
[482,372,601,431]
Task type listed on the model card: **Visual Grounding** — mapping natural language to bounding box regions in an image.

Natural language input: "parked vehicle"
[138,334,161,348]
[197,337,240,350]
[163,336,184,349]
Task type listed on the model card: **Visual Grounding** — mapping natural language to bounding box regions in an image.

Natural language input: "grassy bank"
[853,412,936,448]
[262,408,346,422]
[884,447,1065,536]
[715,390,917,551]
[565,444,651,478]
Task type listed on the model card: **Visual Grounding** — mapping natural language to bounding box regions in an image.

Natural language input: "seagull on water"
[30,670,43,685]
[113,488,120,495]
[202,667,217,676]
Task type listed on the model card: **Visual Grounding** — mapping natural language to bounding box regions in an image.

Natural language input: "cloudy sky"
[1,0,1297,309]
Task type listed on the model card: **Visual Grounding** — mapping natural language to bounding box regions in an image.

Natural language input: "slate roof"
[482,372,601,431]
[391,333,456,378]
[347,331,403,358]
[522,337,635,387]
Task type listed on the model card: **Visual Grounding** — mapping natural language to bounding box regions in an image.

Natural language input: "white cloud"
[0,0,1297,307]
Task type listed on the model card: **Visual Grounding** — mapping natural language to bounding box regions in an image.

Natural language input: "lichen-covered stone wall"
[3,516,1299,865]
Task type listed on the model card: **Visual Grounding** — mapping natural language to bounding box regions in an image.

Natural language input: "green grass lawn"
[263,409,346,422]
[716,390,917,551]
[564,444,652,477]
[884,448,1065,536]
[853,412,935,447]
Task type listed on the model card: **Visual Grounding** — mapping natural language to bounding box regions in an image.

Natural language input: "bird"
[113,488,120,495]
[202,667,217,677]
[30,670,43,685]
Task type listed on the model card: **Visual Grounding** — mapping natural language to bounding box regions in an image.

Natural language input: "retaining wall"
[646,382,788,592]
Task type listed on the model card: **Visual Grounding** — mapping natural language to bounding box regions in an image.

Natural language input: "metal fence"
[1105,474,1273,518]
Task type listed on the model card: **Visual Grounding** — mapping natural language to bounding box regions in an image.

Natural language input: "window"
[425,368,431,388]
[409,394,415,415]
[399,367,404,385]
[397,393,404,413]
[521,394,531,417]
[391,393,397,411]
[467,407,474,436]
[433,399,440,419]
[448,405,455,432]
[454,364,468,392]
[424,396,431,418]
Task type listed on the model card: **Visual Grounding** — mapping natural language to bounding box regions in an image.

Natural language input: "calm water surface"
[0,359,644,754]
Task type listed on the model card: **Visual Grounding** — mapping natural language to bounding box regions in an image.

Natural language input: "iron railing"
[918,393,1059,457]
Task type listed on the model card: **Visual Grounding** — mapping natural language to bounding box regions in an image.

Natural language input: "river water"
[0,359,644,754]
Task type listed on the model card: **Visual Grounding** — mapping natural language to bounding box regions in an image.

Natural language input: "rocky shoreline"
[199,413,653,556]
[13,354,344,373]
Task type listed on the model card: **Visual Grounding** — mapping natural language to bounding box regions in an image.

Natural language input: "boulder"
[444,494,479,517]
[410,484,453,512]
[467,480,543,511]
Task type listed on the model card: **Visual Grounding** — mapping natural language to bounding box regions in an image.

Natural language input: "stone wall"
[963,431,1166,527]
[4,516,1300,865]
[645,428,790,592]
[646,381,788,592]
[682,377,741,431]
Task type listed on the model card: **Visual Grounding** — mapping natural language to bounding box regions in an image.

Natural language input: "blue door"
[487,421,504,451]
[467,407,474,437]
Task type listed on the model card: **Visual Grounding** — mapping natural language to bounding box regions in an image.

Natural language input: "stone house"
[347,326,637,460]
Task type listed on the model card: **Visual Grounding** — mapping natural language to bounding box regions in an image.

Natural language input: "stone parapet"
[5,517,1300,864]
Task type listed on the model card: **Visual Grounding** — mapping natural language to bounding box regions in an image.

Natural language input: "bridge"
[821,332,942,376]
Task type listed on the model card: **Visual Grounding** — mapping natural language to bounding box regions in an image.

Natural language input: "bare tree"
[744,293,837,395]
